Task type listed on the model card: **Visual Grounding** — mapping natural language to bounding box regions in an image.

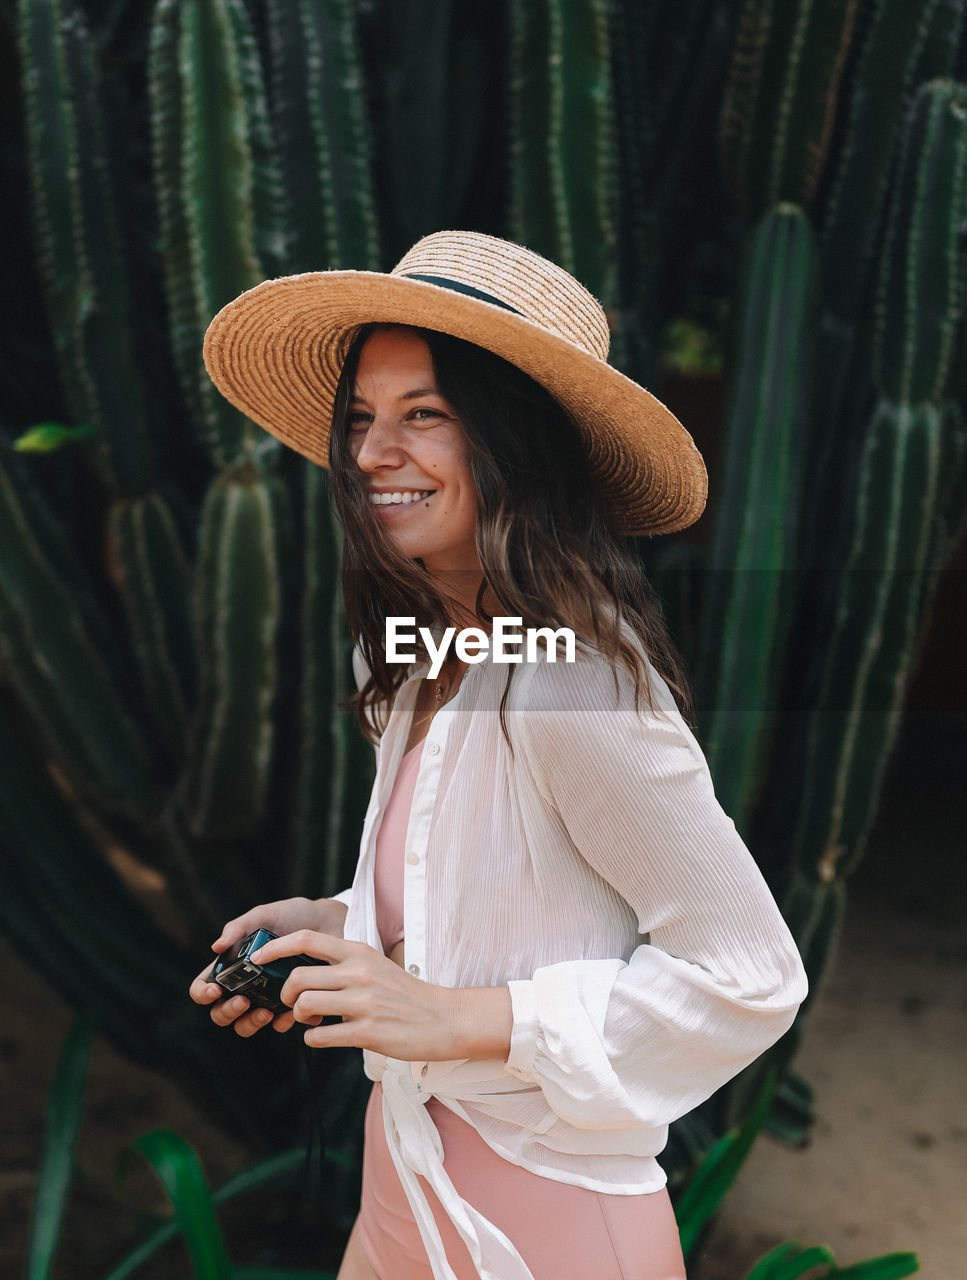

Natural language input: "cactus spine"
[806,0,961,568]
[789,80,967,896]
[510,0,615,302]
[720,0,862,220]
[18,0,151,494]
[265,0,378,271]
[149,0,282,468]
[873,81,967,404]
[182,472,282,840]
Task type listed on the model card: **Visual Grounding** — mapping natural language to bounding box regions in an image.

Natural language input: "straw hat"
[202,230,707,535]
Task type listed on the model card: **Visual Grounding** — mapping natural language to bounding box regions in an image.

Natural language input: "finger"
[279,962,343,1009]
[209,927,244,953]
[232,1007,276,1038]
[250,929,349,966]
[189,969,227,1005]
[210,907,267,952]
[209,994,250,1027]
[272,1010,296,1033]
[304,1021,356,1050]
[291,990,351,1025]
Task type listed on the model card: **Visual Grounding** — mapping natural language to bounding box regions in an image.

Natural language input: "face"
[348,328,481,576]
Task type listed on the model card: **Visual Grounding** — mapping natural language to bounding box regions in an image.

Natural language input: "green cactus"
[0,0,360,1181]
[787,80,967,890]
[695,204,818,831]
[182,471,282,841]
[6,0,967,1240]
[18,0,152,495]
[288,464,339,898]
[107,491,198,764]
[931,398,967,569]
[821,1,958,349]
[265,0,379,272]
[0,692,188,1025]
[813,78,967,879]
[873,80,967,404]
[719,0,864,220]
[0,449,160,820]
[800,401,943,884]
[149,0,279,469]
[608,0,732,386]
[353,0,496,261]
[805,1,963,566]
[510,0,615,303]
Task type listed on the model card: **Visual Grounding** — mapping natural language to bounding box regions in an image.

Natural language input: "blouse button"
[408,963,421,977]
[406,852,420,865]
[427,742,440,756]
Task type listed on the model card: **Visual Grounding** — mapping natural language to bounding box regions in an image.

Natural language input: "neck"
[430,572,503,631]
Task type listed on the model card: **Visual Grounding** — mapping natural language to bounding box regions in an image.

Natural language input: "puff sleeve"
[504,651,808,1133]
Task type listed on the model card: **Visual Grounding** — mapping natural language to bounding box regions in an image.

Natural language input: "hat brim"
[202,271,707,536]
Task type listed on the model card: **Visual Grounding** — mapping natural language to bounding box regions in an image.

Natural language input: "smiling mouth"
[369,489,436,506]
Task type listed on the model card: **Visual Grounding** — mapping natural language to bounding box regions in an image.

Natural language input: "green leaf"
[743,1241,835,1279]
[231,1270,337,1279]
[97,1220,178,1280]
[828,1253,920,1279]
[214,1145,360,1202]
[13,422,102,453]
[25,1013,95,1280]
[100,1147,359,1280]
[119,1129,232,1280]
[675,1066,777,1259]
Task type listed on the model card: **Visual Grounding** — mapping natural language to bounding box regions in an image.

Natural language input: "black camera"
[206,927,328,1015]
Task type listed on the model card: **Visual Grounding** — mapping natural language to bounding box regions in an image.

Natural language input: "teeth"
[370,489,434,505]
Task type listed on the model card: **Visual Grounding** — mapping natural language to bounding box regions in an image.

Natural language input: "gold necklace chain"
[432,658,463,706]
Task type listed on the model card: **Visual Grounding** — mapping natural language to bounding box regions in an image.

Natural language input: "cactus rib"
[695,205,817,830]
[108,492,198,763]
[0,458,158,818]
[183,474,281,839]
[19,0,152,494]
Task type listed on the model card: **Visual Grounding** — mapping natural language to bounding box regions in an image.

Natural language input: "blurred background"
[0,1,964,1277]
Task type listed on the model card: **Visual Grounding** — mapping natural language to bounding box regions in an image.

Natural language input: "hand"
[188,897,348,1038]
[252,930,513,1062]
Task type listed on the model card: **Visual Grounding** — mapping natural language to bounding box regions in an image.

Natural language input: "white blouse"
[335,632,808,1280]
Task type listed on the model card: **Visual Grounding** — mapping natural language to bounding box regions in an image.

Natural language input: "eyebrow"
[350,387,443,403]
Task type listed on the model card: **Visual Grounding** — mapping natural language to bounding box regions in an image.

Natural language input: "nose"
[352,412,406,472]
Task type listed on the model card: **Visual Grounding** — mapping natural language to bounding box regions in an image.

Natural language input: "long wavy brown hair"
[327,323,694,747]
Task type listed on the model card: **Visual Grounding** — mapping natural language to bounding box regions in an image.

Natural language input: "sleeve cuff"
[505,979,539,1077]
[331,888,353,909]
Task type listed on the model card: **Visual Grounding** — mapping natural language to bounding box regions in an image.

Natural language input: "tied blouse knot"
[334,633,808,1279]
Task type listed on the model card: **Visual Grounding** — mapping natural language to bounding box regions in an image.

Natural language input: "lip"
[367,487,436,495]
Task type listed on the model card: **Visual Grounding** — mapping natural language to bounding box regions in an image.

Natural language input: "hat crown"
[391,230,611,362]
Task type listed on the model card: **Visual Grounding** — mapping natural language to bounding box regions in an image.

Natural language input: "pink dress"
[359,738,687,1280]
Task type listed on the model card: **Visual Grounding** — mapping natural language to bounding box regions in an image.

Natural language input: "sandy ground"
[2,719,964,1279]
[691,888,967,1278]
[692,718,967,1280]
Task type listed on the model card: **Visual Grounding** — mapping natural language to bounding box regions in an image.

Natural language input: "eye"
[347,411,371,431]
[410,407,443,423]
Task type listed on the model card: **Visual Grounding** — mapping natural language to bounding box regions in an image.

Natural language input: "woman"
[191,231,808,1280]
